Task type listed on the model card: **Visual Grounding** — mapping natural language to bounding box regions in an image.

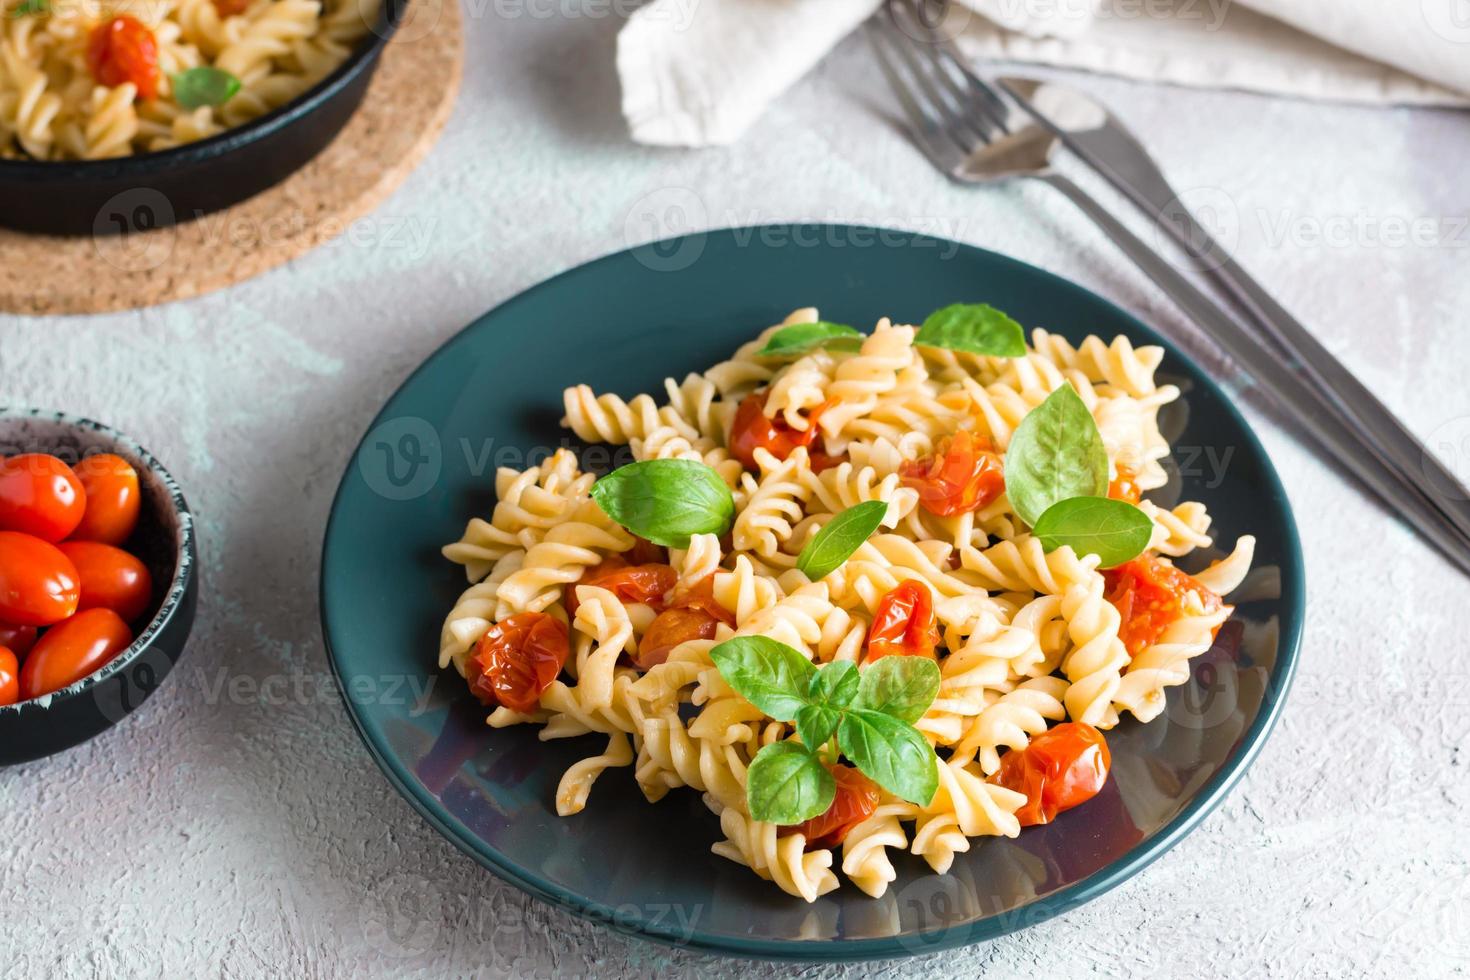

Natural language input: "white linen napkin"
[619,0,1470,147]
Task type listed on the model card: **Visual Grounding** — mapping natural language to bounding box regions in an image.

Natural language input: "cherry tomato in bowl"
[59,541,154,624]
[0,453,87,542]
[0,623,38,659]
[0,646,18,707]
[19,608,134,701]
[0,531,81,626]
[70,454,142,545]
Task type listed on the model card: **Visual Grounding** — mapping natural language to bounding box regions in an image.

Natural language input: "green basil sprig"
[914,303,1026,358]
[8,0,46,16]
[590,459,735,548]
[710,637,940,825]
[757,321,864,357]
[172,67,241,109]
[795,500,887,581]
[1004,384,1108,526]
[1032,496,1153,568]
[1003,384,1151,567]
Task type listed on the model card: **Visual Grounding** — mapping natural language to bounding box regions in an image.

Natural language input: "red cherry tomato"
[58,541,153,624]
[87,16,160,99]
[636,606,719,670]
[789,764,880,849]
[18,607,133,700]
[900,429,1005,517]
[1108,464,1143,505]
[0,622,38,658]
[633,578,737,670]
[0,645,18,706]
[70,454,142,545]
[669,578,736,628]
[1103,554,1224,656]
[564,559,677,621]
[467,612,569,713]
[626,537,668,566]
[989,722,1111,827]
[0,531,81,626]
[729,392,844,471]
[0,454,87,542]
[865,580,939,662]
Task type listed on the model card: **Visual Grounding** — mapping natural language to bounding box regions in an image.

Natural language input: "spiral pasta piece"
[1059,580,1130,729]
[494,501,634,614]
[709,798,839,902]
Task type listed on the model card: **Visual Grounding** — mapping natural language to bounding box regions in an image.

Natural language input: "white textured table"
[4,10,1469,978]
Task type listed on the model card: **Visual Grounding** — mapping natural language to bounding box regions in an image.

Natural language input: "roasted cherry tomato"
[989,722,1111,827]
[1104,554,1224,656]
[70,454,141,545]
[0,645,18,706]
[1107,464,1143,505]
[18,607,133,700]
[900,429,1005,517]
[637,606,719,670]
[670,578,736,628]
[729,392,843,471]
[865,580,939,662]
[0,531,81,626]
[565,559,676,620]
[58,541,153,624]
[0,622,38,659]
[0,454,87,542]
[626,537,668,566]
[634,578,737,670]
[86,16,160,100]
[585,563,676,610]
[789,764,880,849]
[467,612,569,713]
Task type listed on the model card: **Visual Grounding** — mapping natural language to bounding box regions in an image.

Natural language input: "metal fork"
[867,0,1470,576]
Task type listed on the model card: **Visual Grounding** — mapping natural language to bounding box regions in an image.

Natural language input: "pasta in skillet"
[0,0,375,159]
[438,306,1256,901]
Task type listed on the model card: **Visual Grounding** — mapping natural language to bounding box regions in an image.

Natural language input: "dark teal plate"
[320,225,1303,961]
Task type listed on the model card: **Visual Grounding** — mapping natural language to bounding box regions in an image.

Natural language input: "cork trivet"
[0,0,462,316]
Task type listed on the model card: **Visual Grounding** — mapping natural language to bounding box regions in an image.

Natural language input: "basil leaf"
[591,458,735,548]
[172,67,241,109]
[852,656,940,724]
[915,303,1026,357]
[1004,384,1109,527]
[1033,496,1153,568]
[795,703,841,753]
[837,709,938,806]
[756,321,863,357]
[9,0,46,15]
[746,741,835,825]
[796,500,888,581]
[808,659,858,709]
[709,636,816,721]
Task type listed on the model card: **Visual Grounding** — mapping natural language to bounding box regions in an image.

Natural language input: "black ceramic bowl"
[0,410,198,765]
[0,0,406,236]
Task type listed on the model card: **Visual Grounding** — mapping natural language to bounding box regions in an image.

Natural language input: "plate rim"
[319,223,1305,961]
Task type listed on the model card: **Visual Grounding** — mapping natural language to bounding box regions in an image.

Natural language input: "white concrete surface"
[3,7,1469,978]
